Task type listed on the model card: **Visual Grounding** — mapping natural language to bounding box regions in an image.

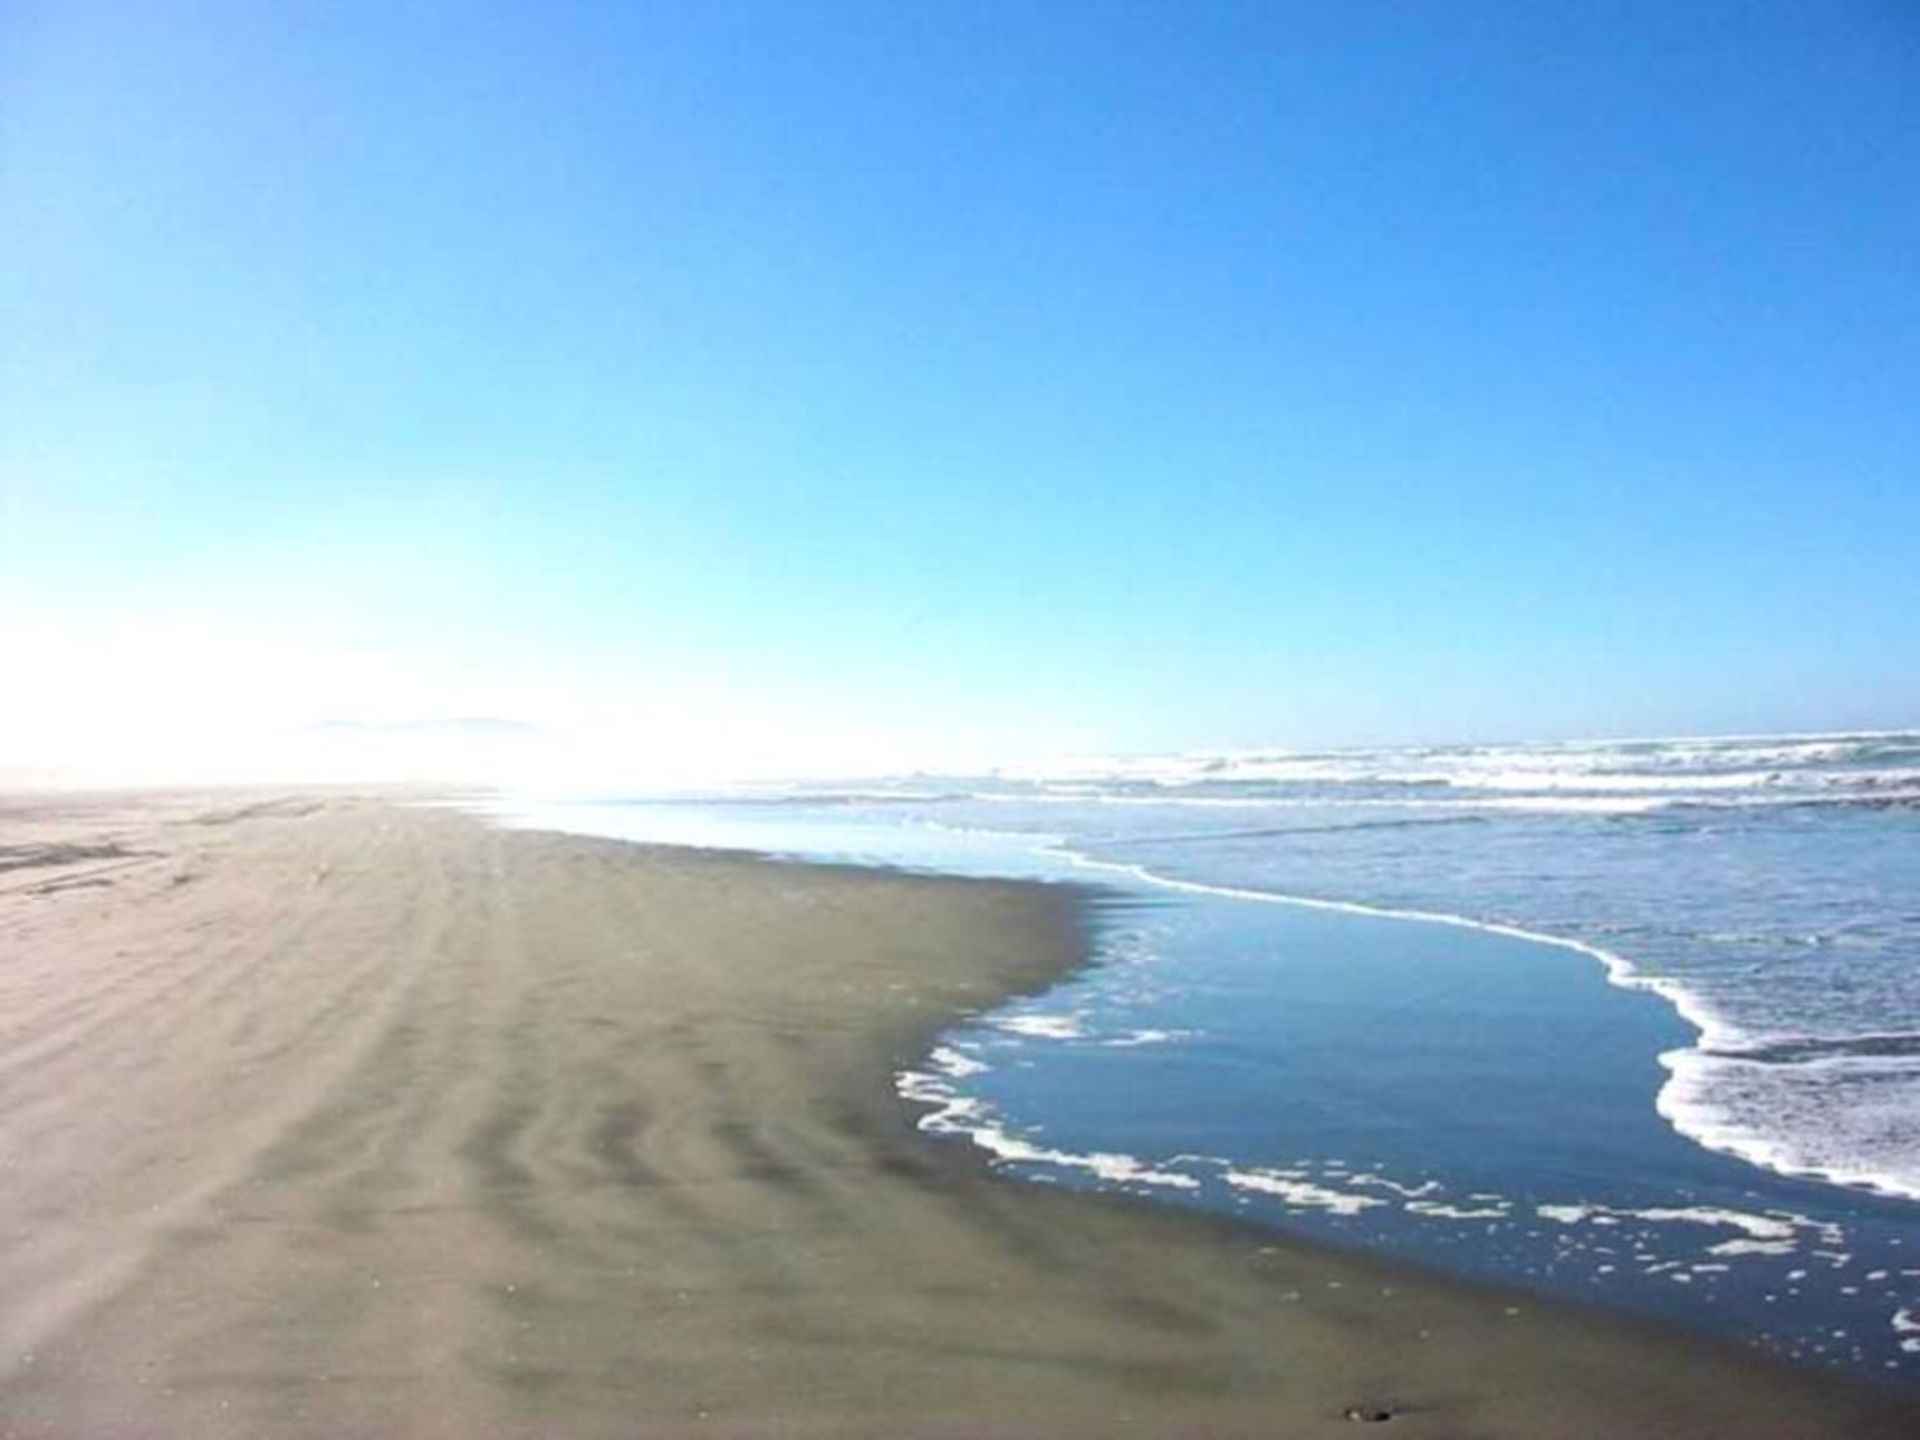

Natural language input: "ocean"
[491,730,1920,1383]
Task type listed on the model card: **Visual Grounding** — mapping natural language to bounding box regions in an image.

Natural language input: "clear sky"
[4,2,1917,782]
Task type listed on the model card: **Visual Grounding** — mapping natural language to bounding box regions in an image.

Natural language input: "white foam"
[1223,1167,1385,1216]
[1634,1208,1802,1241]
[1350,1174,1444,1199]
[975,1130,1201,1190]
[895,1066,1197,1190]
[1538,1204,1597,1225]
[994,732,1920,806]
[1535,1203,1806,1244]
[1896,1308,1920,1353]
[1656,1045,1920,1203]
[1408,1200,1510,1220]
[993,1013,1086,1040]
[1710,1238,1799,1257]
[976,781,1920,816]
[1471,794,1679,815]
[928,1046,989,1078]
[1098,1028,1186,1048]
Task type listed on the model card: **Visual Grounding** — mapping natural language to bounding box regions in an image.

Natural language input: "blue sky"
[3,2,1916,779]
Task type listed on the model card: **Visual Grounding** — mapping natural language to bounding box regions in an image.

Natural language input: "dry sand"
[0,794,1908,1438]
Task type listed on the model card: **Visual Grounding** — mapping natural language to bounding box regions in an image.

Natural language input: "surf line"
[1044,844,1724,1040]
[1033,842,1920,1204]
[1027,844,1793,1176]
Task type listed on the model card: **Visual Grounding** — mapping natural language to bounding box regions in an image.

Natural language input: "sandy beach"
[0,794,1907,1438]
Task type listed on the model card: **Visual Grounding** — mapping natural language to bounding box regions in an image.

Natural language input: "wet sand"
[0,794,1907,1438]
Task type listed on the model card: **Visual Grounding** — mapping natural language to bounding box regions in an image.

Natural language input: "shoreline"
[1046,845,1920,1208]
[516,812,1920,1373]
[1,792,1909,1437]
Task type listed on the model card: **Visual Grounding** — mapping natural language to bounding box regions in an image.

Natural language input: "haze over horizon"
[5,2,1916,786]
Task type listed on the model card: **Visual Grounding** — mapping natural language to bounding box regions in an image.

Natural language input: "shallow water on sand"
[495,737,1920,1383]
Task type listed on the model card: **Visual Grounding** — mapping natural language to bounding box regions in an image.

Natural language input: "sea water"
[494,731,1920,1382]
